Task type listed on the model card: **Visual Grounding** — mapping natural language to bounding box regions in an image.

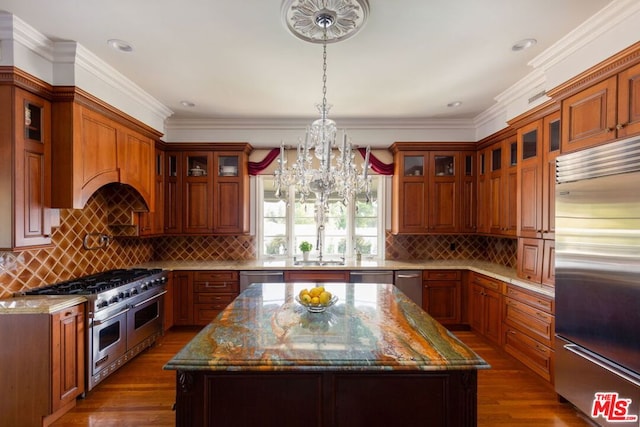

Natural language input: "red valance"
[248,148,281,175]
[248,146,395,176]
[358,148,394,175]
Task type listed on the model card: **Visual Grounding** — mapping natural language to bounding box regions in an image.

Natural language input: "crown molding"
[69,42,173,119]
[0,11,54,63]
[528,0,640,72]
[165,116,476,131]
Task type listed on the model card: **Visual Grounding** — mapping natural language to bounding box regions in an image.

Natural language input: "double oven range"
[25,268,168,390]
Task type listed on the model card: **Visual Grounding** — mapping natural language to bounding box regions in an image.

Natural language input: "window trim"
[256,175,386,260]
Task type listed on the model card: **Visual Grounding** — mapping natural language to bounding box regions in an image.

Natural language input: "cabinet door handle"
[205,283,227,288]
[535,345,547,354]
[535,311,549,320]
[616,122,627,130]
[606,127,615,132]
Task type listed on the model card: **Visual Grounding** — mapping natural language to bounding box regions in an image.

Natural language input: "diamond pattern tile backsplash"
[0,185,515,299]
[384,232,517,268]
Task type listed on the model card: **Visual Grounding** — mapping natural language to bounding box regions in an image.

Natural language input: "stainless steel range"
[24,268,168,390]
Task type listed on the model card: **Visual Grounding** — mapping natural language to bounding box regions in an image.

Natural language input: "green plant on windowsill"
[299,241,313,253]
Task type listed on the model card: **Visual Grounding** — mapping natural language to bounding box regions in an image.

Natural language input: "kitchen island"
[164,283,489,427]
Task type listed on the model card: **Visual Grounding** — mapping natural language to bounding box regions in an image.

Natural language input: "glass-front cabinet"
[1,87,52,249]
[391,143,472,234]
[162,145,250,236]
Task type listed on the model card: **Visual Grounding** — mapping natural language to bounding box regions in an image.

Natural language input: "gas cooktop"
[24,268,164,295]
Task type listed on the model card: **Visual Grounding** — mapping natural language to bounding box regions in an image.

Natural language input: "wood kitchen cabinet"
[183,151,214,234]
[460,152,477,233]
[0,83,53,250]
[172,270,240,326]
[517,119,543,239]
[488,136,518,237]
[139,146,165,236]
[541,111,560,240]
[544,42,640,154]
[515,108,560,286]
[391,143,475,234]
[422,270,461,325]
[468,273,502,345]
[0,301,85,426]
[193,271,239,325]
[173,271,194,325]
[51,95,159,210]
[476,148,489,234]
[503,285,555,382]
[560,61,640,153]
[163,144,251,235]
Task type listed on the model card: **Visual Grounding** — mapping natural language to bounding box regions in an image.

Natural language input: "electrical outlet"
[449,243,457,251]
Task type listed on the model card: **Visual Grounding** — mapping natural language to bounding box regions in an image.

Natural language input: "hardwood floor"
[52,328,594,427]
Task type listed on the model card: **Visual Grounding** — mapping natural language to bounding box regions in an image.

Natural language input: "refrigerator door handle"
[564,343,640,387]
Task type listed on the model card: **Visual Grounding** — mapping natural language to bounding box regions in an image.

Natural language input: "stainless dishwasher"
[239,271,285,292]
[393,270,422,306]
[349,270,394,284]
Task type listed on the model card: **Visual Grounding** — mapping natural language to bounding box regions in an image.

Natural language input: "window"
[258,175,385,260]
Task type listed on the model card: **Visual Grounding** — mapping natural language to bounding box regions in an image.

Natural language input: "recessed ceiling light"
[180,100,196,107]
[447,101,462,108]
[107,39,133,52]
[512,38,537,52]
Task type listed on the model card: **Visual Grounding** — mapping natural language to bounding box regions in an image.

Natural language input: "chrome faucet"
[317,224,324,263]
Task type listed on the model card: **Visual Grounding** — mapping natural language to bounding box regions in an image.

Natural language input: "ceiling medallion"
[281,0,370,44]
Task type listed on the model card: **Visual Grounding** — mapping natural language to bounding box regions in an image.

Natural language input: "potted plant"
[299,241,313,261]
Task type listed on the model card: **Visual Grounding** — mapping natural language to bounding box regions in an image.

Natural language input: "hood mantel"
[51,87,162,210]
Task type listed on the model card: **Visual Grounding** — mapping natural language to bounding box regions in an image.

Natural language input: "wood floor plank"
[51,327,594,426]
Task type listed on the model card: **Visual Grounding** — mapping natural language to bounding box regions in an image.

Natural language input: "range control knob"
[97,300,108,309]
[109,295,119,304]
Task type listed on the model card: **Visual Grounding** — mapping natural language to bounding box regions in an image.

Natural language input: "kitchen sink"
[293,260,345,267]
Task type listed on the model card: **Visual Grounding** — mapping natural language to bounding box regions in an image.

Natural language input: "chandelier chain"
[321,27,328,118]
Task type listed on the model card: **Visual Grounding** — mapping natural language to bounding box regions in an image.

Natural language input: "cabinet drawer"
[505,286,553,313]
[471,273,502,292]
[504,297,554,346]
[503,326,553,382]
[193,271,238,282]
[194,282,239,293]
[195,293,236,305]
[424,270,461,281]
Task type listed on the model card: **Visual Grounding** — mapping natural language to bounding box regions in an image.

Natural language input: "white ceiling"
[0,0,614,123]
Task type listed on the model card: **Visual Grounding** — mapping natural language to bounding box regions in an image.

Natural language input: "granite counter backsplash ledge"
[135,258,552,298]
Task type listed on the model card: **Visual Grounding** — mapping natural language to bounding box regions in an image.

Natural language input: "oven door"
[127,290,166,351]
[91,307,128,377]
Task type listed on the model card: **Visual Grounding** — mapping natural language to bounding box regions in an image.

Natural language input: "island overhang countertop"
[164,282,489,372]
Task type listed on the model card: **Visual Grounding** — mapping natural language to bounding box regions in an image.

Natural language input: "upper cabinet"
[548,42,640,154]
[476,129,517,237]
[163,144,251,236]
[391,143,476,234]
[0,73,53,250]
[51,89,161,210]
[139,146,165,237]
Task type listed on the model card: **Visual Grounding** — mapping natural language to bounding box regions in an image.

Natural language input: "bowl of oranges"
[295,286,338,313]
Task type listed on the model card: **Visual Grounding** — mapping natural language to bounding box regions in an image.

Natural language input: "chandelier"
[276,0,372,259]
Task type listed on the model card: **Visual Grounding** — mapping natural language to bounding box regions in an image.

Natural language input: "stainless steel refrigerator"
[555,136,640,426]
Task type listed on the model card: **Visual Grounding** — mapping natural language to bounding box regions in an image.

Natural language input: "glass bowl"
[295,294,338,313]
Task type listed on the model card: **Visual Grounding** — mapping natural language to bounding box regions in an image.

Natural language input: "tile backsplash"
[0,186,516,298]
[385,232,517,267]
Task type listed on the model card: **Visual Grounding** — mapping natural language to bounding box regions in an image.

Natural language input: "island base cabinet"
[174,370,478,427]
